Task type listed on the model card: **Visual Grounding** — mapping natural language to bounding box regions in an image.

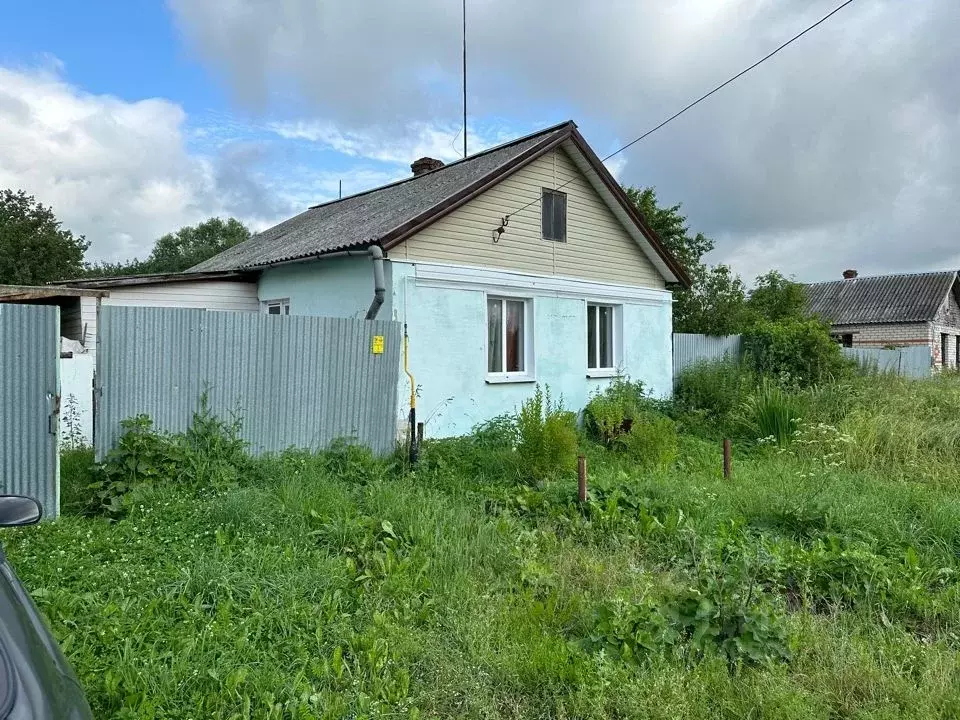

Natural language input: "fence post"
[723,439,732,479]
[577,455,587,502]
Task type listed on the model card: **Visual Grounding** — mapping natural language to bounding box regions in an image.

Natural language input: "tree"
[623,186,749,334]
[746,270,809,323]
[145,217,249,273]
[0,189,90,284]
[83,217,250,278]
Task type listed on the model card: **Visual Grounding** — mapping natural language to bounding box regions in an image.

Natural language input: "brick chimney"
[842,269,858,280]
[411,157,445,176]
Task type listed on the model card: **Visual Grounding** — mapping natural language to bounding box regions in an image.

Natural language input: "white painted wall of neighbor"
[78,280,259,361]
[60,355,94,447]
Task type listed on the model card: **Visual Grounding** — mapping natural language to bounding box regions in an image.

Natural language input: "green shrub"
[583,378,645,443]
[88,397,251,518]
[614,413,678,468]
[515,386,578,482]
[743,318,852,386]
[735,378,805,446]
[583,377,671,442]
[674,360,753,434]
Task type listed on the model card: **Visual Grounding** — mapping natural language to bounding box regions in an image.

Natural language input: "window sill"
[586,369,618,379]
[486,374,537,385]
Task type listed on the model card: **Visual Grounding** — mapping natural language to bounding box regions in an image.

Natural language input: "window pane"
[541,191,554,239]
[283,302,290,315]
[598,305,613,368]
[587,305,597,369]
[267,303,281,315]
[487,299,503,373]
[506,300,525,372]
[553,192,566,241]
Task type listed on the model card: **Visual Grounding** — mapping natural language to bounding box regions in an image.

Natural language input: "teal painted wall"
[258,256,393,319]
[392,263,673,438]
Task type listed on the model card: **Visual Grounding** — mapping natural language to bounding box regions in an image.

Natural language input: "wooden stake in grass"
[578,455,587,502]
[723,438,732,479]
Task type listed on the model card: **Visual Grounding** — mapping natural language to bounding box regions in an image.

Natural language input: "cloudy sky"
[1,0,957,282]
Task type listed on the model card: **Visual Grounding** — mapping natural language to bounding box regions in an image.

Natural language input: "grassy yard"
[6,373,960,718]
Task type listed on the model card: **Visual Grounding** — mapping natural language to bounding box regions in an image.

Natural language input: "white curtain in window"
[487,299,503,372]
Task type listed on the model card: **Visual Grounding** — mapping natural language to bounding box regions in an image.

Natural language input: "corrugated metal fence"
[672,332,933,380]
[0,305,59,517]
[96,307,402,459]
[841,346,932,378]
[673,333,743,381]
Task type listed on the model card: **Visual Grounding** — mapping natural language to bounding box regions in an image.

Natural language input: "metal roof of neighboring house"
[805,271,958,325]
[189,120,691,286]
[0,284,109,300]
[61,270,253,289]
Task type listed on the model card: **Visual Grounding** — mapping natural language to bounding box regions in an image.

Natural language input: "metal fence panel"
[0,305,59,517]
[841,346,932,378]
[673,333,743,380]
[96,307,402,459]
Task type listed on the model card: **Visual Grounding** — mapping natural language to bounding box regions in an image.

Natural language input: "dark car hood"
[0,550,92,719]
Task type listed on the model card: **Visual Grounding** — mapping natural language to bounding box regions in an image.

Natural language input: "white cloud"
[269,119,518,164]
[0,66,217,262]
[0,65,306,263]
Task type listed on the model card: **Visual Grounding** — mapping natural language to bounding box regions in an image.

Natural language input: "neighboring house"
[63,271,260,360]
[189,120,690,437]
[0,285,107,352]
[806,269,960,368]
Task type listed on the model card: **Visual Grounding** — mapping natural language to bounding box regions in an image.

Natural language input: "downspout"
[364,245,386,320]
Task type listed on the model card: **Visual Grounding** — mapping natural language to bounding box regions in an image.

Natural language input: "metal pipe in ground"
[577,455,587,502]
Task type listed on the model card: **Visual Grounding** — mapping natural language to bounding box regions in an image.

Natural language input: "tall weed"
[674,360,752,426]
[736,378,804,446]
[516,386,578,483]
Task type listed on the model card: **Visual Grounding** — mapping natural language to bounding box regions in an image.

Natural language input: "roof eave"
[566,128,692,289]
[60,270,256,289]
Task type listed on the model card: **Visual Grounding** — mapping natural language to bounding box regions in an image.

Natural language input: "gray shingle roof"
[805,271,958,325]
[190,122,573,272]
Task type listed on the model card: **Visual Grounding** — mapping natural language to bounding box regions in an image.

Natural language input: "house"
[806,269,960,368]
[98,120,691,437]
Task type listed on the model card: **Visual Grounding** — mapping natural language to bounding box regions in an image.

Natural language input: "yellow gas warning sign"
[371,335,385,354]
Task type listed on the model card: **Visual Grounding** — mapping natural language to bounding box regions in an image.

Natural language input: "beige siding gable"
[395,147,666,289]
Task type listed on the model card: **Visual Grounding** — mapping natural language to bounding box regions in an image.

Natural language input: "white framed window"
[541,189,567,242]
[587,303,620,376]
[486,296,534,383]
[262,298,290,315]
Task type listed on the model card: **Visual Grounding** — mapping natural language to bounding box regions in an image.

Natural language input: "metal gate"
[0,305,60,518]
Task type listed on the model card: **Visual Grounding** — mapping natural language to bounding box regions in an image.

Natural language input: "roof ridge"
[806,269,957,285]
[308,120,575,210]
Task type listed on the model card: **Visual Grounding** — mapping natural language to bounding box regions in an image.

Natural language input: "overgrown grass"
[4,374,960,717]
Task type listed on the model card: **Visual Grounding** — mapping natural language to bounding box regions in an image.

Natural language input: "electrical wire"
[498,0,856,225]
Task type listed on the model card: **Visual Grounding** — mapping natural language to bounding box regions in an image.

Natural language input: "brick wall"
[831,322,931,347]
[932,289,960,368]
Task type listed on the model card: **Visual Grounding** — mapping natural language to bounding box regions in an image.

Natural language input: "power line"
[499,0,856,225]
[463,0,468,158]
